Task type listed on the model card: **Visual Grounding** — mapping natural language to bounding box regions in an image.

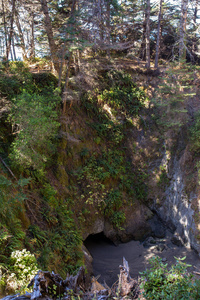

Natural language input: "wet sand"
[85,231,200,286]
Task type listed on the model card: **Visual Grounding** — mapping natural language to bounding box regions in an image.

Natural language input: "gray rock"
[171,236,183,247]
[162,258,167,262]
[143,237,156,248]
[156,244,165,252]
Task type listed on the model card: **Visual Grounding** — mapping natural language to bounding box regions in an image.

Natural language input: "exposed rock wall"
[149,142,200,253]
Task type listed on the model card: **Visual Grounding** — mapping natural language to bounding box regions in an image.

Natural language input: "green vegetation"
[190,111,200,153]
[0,175,30,251]
[9,91,59,171]
[1,0,200,296]
[0,174,36,293]
[74,71,148,228]
[1,58,199,297]
[140,256,200,300]
[1,249,38,294]
[153,63,197,132]
[0,61,83,292]
[99,71,147,117]
[189,106,200,189]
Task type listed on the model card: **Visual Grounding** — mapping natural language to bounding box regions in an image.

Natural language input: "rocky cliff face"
[2,59,200,283]
[57,62,200,254]
[148,142,200,253]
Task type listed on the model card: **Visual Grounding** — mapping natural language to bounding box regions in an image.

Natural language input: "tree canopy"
[0,0,200,68]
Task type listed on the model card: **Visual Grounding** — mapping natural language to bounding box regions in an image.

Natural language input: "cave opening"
[84,232,115,251]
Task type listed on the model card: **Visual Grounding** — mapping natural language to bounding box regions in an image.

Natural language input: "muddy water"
[85,231,200,286]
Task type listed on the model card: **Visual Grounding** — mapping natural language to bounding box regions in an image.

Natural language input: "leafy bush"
[82,70,147,145]
[100,85,145,117]
[0,75,21,98]
[190,111,200,153]
[3,249,38,294]
[0,175,30,251]
[140,256,200,299]
[8,61,29,75]
[152,63,196,132]
[9,91,60,171]
[75,147,147,228]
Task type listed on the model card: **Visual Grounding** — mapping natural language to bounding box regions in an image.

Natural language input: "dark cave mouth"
[84,232,115,250]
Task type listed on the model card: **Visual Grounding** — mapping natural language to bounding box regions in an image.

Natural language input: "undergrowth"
[0,60,82,293]
[0,63,149,293]
[77,70,148,228]
[140,256,200,299]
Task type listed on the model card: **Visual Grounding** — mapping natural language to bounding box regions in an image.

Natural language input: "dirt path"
[85,231,200,287]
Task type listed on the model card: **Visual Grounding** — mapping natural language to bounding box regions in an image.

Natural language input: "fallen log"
[0,258,140,300]
[27,267,88,299]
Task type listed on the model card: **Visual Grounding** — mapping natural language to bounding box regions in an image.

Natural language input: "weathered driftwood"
[0,258,139,300]
[118,257,137,297]
[28,270,65,300]
[26,267,88,300]
[193,271,200,276]
[0,296,29,300]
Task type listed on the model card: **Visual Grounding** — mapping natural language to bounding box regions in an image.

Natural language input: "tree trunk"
[15,10,27,60]
[140,9,146,61]
[98,0,104,43]
[2,0,8,58]
[58,0,77,88]
[194,0,198,23]
[12,36,16,60]
[59,0,77,94]
[154,0,163,69]
[6,0,16,60]
[29,11,35,58]
[106,0,111,57]
[192,0,198,52]
[179,0,188,61]
[40,0,59,73]
[146,0,151,68]
[62,50,73,114]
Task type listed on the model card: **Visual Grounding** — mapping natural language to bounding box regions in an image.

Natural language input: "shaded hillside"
[1,58,200,296]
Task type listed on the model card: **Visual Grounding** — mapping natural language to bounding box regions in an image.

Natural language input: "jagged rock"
[82,244,93,287]
[143,237,156,248]
[156,244,165,252]
[171,236,183,247]
[148,216,166,238]
[83,203,153,245]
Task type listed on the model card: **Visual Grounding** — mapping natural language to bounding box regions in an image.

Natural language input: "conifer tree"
[155,0,163,68]
[179,0,189,61]
[146,0,151,68]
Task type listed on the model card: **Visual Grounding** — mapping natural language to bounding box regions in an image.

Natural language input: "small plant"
[140,256,200,299]
[9,91,60,171]
[3,249,38,294]
[82,70,147,145]
[190,111,200,153]
[157,165,170,187]
[153,63,196,132]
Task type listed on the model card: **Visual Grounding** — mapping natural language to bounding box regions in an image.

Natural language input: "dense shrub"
[9,91,60,171]
[140,256,200,300]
